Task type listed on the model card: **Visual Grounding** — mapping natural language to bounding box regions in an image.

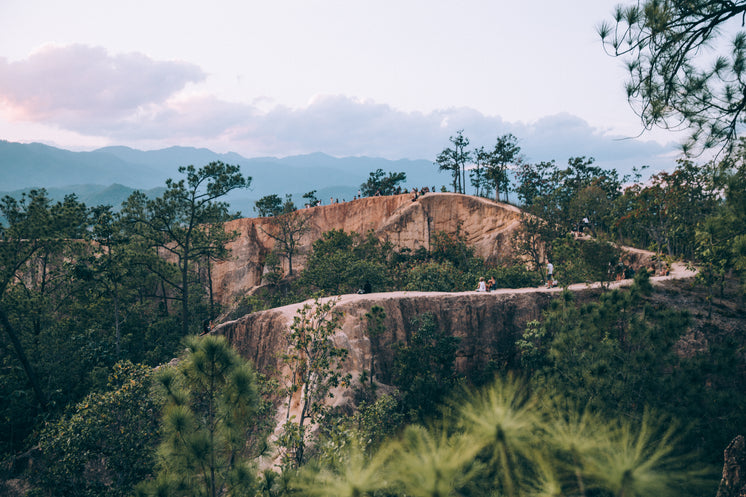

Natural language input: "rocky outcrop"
[213,290,555,405]
[212,260,696,412]
[210,193,524,305]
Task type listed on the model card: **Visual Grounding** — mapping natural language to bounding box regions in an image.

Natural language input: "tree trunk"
[0,306,46,410]
[114,280,121,358]
[159,280,168,315]
[207,256,215,320]
[181,257,190,336]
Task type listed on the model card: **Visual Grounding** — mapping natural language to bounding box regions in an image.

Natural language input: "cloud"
[0,45,679,173]
[229,98,677,175]
[515,113,677,163]
[0,44,205,125]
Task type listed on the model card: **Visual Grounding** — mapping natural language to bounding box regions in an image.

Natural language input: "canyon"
[209,193,682,414]
[211,192,525,305]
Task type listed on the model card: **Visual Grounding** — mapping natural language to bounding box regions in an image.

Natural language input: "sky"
[0,0,690,173]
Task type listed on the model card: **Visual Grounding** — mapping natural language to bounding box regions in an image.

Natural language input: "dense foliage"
[5,0,746,489]
[2,136,746,496]
[519,271,746,464]
[33,361,159,497]
[0,163,249,486]
[296,227,542,298]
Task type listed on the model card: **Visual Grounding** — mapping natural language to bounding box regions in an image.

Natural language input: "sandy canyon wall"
[213,290,557,409]
[210,193,525,305]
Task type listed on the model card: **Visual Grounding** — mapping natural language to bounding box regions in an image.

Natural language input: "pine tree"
[139,335,262,497]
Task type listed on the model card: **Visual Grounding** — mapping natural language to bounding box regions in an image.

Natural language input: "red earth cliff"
[211,193,524,305]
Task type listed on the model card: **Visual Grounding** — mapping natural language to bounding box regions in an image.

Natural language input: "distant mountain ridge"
[0,141,443,214]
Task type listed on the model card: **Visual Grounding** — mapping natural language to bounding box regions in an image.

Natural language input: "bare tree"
[260,209,311,276]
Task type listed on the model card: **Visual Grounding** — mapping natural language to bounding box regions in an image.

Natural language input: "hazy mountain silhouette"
[1,141,444,214]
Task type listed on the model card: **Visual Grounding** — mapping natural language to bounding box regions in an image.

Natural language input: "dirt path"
[272,258,697,322]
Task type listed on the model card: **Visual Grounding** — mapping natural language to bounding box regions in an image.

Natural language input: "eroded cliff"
[213,289,556,411]
[211,193,524,305]
[212,260,696,414]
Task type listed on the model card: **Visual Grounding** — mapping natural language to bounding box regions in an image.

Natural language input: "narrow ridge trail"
[266,258,697,323]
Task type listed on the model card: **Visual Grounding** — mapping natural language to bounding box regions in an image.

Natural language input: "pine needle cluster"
[298,375,713,497]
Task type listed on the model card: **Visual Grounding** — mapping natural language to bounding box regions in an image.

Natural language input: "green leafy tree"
[515,160,557,207]
[518,271,746,464]
[0,190,55,413]
[470,145,491,197]
[363,305,386,385]
[512,213,547,272]
[552,235,623,286]
[35,361,159,497]
[525,272,685,415]
[261,250,284,288]
[255,194,284,217]
[122,162,250,336]
[599,0,746,155]
[697,141,746,293]
[1,188,199,462]
[87,204,147,359]
[260,208,310,277]
[280,298,350,467]
[360,169,407,196]
[403,260,465,292]
[300,376,710,497]
[487,133,522,202]
[452,375,541,497]
[295,439,392,497]
[301,229,391,294]
[514,157,623,263]
[302,190,320,207]
[140,335,263,497]
[613,159,718,258]
[435,130,471,194]
[553,156,622,234]
[391,313,460,423]
[388,425,479,497]
[0,190,99,456]
[430,226,475,271]
[87,203,188,367]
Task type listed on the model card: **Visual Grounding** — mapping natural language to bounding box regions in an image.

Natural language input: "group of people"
[317,186,439,206]
[612,258,637,281]
[370,185,437,198]
[476,261,556,293]
[476,276,498,292]
[410,186,433,202]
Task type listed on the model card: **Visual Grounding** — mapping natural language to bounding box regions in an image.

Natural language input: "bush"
[552,235,622,285]
[489,265,543,289]
[34,361,159,497]
[404,261,467,292]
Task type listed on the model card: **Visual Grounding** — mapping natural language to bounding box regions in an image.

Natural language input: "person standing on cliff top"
[546,261,554,288]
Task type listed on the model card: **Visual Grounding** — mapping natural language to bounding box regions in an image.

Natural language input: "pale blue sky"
[0,0,690,172]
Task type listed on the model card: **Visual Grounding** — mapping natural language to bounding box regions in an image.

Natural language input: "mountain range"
[0,140,444,215]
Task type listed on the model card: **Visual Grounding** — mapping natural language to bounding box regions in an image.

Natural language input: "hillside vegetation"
[0,142,745,496]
